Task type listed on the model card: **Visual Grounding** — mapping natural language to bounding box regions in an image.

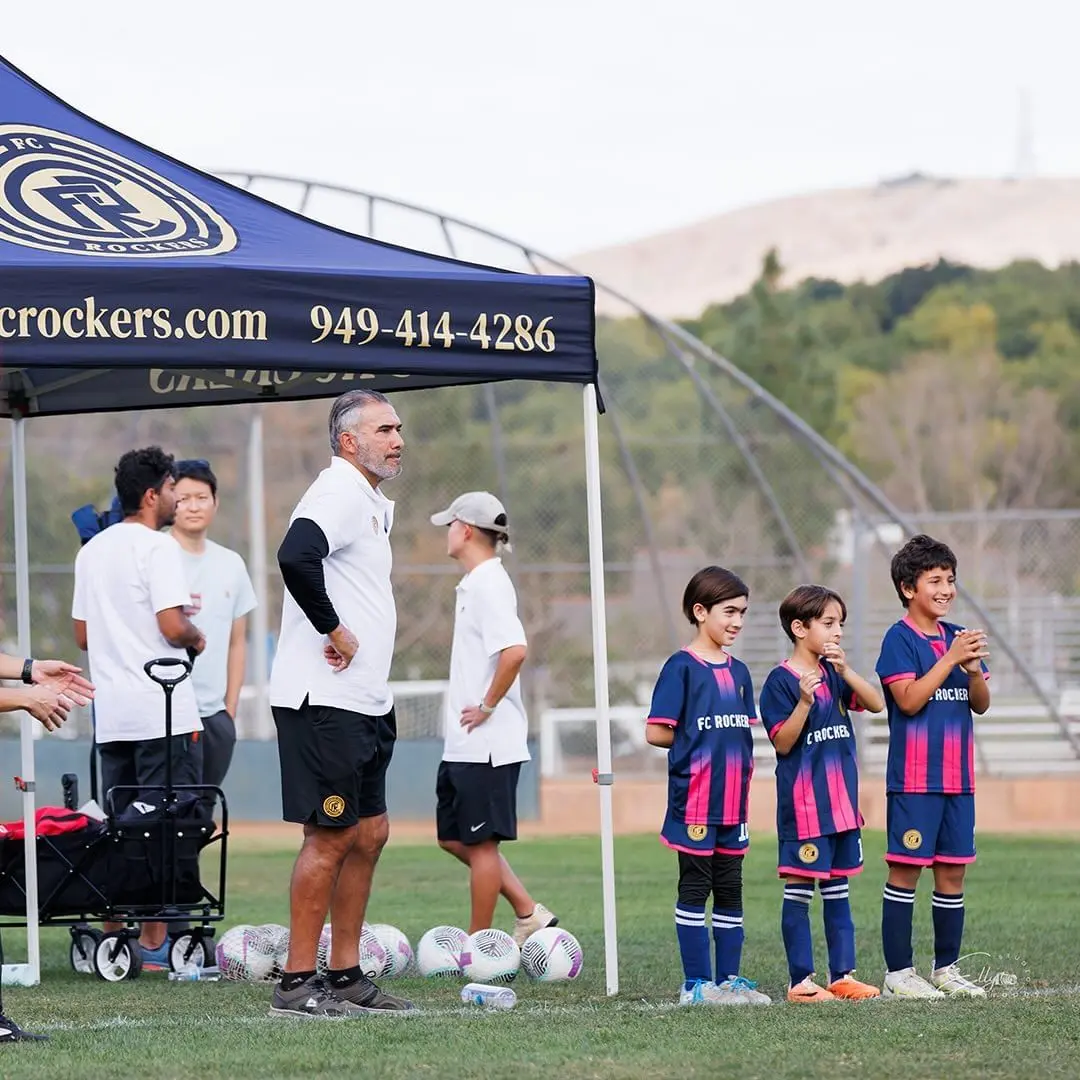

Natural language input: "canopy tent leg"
[247,412,270,737]
[582,384,618,996]
[3,417,40,987]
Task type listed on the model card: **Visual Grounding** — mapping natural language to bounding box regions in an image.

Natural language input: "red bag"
[0,807,92,840]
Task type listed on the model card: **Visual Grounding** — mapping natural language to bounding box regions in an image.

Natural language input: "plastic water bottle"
[460,983,516,1010]
[168,964,222,982]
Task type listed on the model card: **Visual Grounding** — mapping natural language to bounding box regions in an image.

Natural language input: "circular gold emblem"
[323,795,346,819]
[902,829,922,851]
[686,824,708,842]
[798,842,819,863]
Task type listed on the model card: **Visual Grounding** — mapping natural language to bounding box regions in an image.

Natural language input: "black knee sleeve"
[711,853,744,910]
[677,852,713,906]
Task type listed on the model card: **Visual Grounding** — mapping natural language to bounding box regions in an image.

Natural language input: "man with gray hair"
[268,389,412,1018]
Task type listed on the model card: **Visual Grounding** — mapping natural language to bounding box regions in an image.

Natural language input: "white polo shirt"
[71,522,201,743]
[442,557,530,768]
[269,456,396,716]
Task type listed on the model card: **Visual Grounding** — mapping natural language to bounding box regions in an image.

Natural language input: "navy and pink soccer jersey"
[646,649,757,826]
[759,661,863,842]
[875,617,989,795]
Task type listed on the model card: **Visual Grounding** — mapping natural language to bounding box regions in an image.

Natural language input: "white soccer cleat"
[512,903,558,947]
[882,967,946,999]
[678,979,751,1006]
[931,964,987,997]
[717,976,772,1005]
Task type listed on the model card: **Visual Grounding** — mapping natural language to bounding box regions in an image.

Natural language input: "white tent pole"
[7,417,40,986]
[247,412,270,737]
[582,383,618,996]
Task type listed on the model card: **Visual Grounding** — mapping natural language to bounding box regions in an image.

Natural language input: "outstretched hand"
[31,660,94,708]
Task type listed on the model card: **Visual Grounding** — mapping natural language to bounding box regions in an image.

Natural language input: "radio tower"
[1013,88,1036,178]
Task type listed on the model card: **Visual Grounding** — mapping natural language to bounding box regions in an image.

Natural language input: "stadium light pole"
[583,383,619,996]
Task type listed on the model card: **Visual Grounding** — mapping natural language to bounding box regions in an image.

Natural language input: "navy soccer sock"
[781,882,815,985]
[674,904,711,988]
[882,883,917,972]
[820,878,856,981]
[711,908,744,982]
[932,891,965,970]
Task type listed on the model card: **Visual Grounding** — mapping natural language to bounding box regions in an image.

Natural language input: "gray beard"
[355,446,402,481]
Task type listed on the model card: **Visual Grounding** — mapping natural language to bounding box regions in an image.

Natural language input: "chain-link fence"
[2,176,1077,780]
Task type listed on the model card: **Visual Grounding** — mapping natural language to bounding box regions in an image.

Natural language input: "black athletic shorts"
[436,760,521,845]
[273,699,396,827]
[97,732,203,817]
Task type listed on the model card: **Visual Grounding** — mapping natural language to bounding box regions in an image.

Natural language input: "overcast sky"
[4,0,1074,256]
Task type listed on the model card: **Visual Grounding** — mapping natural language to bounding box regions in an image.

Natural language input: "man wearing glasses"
[171,459,257,820]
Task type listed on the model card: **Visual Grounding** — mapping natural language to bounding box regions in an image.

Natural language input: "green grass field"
[4,830,1079,1079]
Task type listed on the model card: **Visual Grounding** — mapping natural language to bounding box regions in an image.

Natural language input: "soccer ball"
[416,925,469,978]
[316,922,388,977]
[369,924,414,977]
[358,924,391,979]
[521,928,584,981]
[215,924,278,982]
[316,923,333,973]
[463,928,520,984]
[259,924,290,979]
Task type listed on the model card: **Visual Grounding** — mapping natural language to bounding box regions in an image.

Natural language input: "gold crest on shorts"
[323,795,346,819]
[902,828,922,850]
[686,824,708,842]
[798,842,819,863]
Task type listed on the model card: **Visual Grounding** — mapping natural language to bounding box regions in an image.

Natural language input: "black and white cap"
[430,491,512,552]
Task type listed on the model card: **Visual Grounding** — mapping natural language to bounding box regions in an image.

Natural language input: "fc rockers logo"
[0,125,236,257]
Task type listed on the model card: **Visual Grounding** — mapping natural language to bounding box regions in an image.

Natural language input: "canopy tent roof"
[0,55,597,418]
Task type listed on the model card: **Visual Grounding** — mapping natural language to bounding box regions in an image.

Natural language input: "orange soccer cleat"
[826,973,882,999]
[787,976,836,1003]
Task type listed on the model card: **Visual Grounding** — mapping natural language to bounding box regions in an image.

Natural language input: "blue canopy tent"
[0,55,619,992]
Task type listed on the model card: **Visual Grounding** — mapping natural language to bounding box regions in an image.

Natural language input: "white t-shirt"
[269,456,397,715]
[176,539,257,717]
[442,557,530,767]
[71,522,202,742]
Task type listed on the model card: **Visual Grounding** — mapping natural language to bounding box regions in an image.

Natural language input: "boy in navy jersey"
[876,535,990,998]
[760,585,884,1002]
[645,566,771,1006]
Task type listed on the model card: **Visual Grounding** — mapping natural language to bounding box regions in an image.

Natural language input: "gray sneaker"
[328,972,416,1013]
[269,975,371,1019]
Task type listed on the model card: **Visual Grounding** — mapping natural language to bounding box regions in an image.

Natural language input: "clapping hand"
[950,629,989,675]
[798,669,822,704]
[31,660,94,708]
[23,684,72,732]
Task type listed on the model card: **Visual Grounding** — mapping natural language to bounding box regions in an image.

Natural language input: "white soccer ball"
[316,923,333,973]
[315,922,387,977]
[520,928,584,982]
[369,924,414,977]
[259,923,290,978]
[463,928,520,984]
[215,924,278,982]
[358,924,391,979]
[416,925,469,978]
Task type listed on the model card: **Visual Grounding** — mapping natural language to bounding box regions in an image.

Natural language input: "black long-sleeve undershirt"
[277,518,339,634]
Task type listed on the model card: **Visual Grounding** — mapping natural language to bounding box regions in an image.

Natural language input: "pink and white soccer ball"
[369,924,414,977]
[416,925,469,978]
[463,928,520,984]
[520,928,584,982]
[315,922,389,978]
[358,924,391,979]
[215,924,277,982]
